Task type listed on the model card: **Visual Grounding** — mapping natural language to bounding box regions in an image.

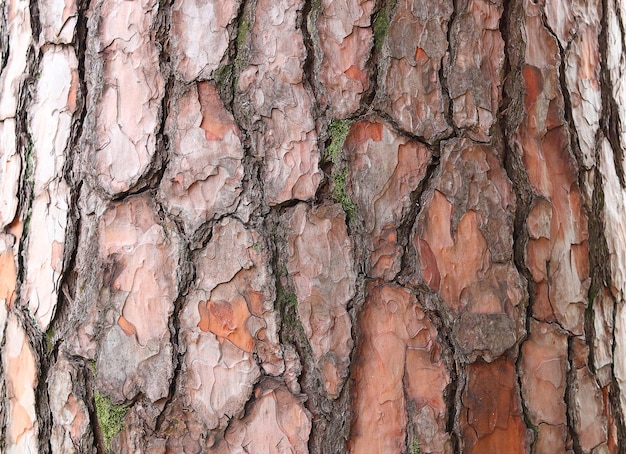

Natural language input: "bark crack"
[599,0,626,188]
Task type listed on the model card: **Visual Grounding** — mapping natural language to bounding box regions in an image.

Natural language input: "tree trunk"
[0,0,625,452]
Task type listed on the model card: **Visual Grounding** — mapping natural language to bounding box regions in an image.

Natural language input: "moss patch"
[94,390,128,452]
[236,14,250,50]
[276,281,298,328]
[325,119,358,222]
[332,167,357,223]
[325,119,353,164]
[409,437,421,454]
[214,63,234,91]
[373,0,397,52]
[234,13,251,73]
[276,281,313,358]
[45,327,55,353]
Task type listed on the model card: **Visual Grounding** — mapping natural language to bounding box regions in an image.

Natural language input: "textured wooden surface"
[0,0,625,452]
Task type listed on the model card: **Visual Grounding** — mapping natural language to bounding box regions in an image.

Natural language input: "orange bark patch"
[346,120,383,144]
[5,317,38,446]
[67,68,79,113]
[414,47,429,64]
[51,240,64,271]
[246,291,265,316]
[117,315,137,336]
[417,237,440,291]
[350,283,450,453]
[603,386,619,453]
[522,65,543,111]
[197,298,255,352]
[198,81,235,141]
[344,65,368,88]
[0,249,17,307]
[6,217,23,239]
[419,192,488,312]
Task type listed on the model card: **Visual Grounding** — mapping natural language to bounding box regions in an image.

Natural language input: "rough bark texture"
[0,0,625,453]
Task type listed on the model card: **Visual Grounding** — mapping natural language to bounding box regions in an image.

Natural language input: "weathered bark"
[0,0,625,453]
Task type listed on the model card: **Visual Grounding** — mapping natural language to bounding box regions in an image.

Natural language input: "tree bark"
[0,0,625,452]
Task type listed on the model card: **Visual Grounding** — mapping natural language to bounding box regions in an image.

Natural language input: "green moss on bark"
[373,0,397,52]
[94,390,128,452]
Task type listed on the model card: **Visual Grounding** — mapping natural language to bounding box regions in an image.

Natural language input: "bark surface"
[0,0,625,453]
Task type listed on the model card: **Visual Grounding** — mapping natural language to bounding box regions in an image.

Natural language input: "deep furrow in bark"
[499,0,537,449]
[600,0,626,188]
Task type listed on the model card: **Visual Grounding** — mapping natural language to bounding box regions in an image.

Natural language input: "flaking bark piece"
[413,138,525,362]
[86,0,164,195]
[95,195,180,403]
[514,0,590,336]
[220,378,312,454]
[159,82,244,236]
[283,202,355,398]
[22,46,78,331]
[381,0,452,143]
[314,0,375,118]
[48,352,95,453]
[345,118,430,280]
[3,314,39,454]
[173,217,282,435]
[237,0,322,205]
[350,283,451,453]
[447,0,505,142]
[170,0,240,81]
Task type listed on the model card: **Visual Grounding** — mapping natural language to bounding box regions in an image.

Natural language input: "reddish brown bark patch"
[461,357,529,453]
[413,139,525,362]
[350,282,451,453]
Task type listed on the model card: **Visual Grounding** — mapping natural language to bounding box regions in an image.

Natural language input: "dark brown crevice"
[597,0,626,444]
[152,198,194,434]
[395,152,441,286]
[397,151,440,288]
[268,208,351,454]
[231,0,255,130]
[150,0,175,194]
[361,0,396,114]
[15,309,52,454]
[28,0,41,43]
[586,159,613,377]
[51,0,90,355]
[499,0,538,447]
[449,358,465,451]
[565,336,584,454]
[599,0,626,188]
[439,0,459,139]
[0,3,10,75]
[300,0,321,113]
